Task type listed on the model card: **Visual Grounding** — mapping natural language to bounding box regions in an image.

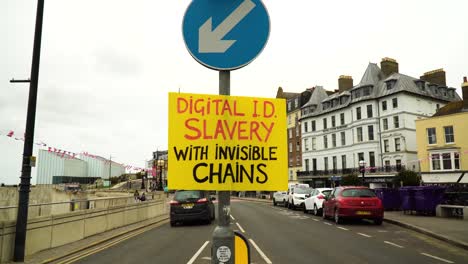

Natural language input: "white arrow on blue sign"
[183,0,270,71]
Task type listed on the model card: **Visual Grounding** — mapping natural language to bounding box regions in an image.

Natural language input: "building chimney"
[381,57,399,77]
[338,75,353,92]
[420,68,446,86]
[462,76,468,110]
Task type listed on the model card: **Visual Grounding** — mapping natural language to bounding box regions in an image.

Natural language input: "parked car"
[170,190,215,226]
[273,191,287,206]
[287,186,313,210]
[304,188,333,216]
[322,186,384,225]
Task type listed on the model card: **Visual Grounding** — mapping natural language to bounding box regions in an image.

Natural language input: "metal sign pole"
[212,70,234,264]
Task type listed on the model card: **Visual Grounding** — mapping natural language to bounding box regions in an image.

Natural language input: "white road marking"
[187,241,210,264]
[357,233,372,238]
[420,253,454,263]
[384,241,404,248]
[230,215,235,220]
[236,222,246,233]
[323,222,332,226]
[378,230,388,233]
[337,227,349,231]
[249,239,272,264]
[313,219,319,222]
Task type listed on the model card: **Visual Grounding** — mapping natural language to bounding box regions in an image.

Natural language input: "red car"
[322,186,384,225]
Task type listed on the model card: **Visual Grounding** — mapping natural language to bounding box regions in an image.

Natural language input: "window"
[323,118,327,130]
[304,122,308,133]
[305,159,310,171]
[431,152,461,171]
[332,134,337,147]
[356,107,362,120]
[395,138,401,151]
[369,152,375,168]
[288,115,291,125]
[312,120,316,131]
[332,156,337,172]
[368,125,374,141]
[287,102,291,111]
[357,127,363,142]
[312,137,317,150]
[294,98,299,108]
[427,128,437,144]
[396,159,402,170]
[289,143,293,152]
[431,154,441,170]
[296,126,299,137]
[341,155,347,170]
[296,141,300,151]
[332,116,336,127]
[358,152,364,163]
[341,131,346,146]
[367,105,373,118]
[288,129,292,138]
[312,159,317,172]
[393,116,400,128]
[384,140,389,152]
[385,160,391,171]
[363,86,372,96]
[444,126,454,143]
[442,153,452,170]
[323,135,328,149]
[383,118,388,130]
[382,101,387,111]
[304,138,309,151]
[392,98,398,108]
[324,157,329,171]
[340,113,345,125]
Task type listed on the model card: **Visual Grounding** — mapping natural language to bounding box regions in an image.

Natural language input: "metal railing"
[297,165,406,177]
[0,193,162,222]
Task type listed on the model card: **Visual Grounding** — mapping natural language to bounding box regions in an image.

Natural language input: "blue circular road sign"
[182,0,270,71]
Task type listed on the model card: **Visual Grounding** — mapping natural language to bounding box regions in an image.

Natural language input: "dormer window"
[362,86,373,96]
[352,89,361,99]
[339,95,349,105]
[385,79,397,90]
[414,80,425,91]
[429,84,438,94]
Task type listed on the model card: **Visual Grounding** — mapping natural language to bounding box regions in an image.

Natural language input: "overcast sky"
[1,0,467,184]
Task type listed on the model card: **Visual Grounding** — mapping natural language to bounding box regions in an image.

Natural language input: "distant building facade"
[276,87,312,182]
[416,77,468,185]
[298,58,461,188]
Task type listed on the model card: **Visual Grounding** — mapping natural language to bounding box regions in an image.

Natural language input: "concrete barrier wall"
[0,198,168,262]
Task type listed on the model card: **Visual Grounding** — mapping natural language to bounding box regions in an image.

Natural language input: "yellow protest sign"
[168,92,287,191]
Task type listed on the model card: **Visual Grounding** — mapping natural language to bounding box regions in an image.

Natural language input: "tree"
[393,170,420,187]
[341,174,360,186]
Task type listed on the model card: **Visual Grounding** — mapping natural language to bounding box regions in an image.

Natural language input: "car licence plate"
[356,211,371,215]
[182,203,194,209]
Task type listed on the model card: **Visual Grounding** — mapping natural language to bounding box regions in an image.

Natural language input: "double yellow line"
[47,219,168,264]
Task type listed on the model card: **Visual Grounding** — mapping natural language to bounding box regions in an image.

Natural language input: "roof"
[301,63,461,118]
[432,101,467,117]
[276,87,300,99]
[302,86,329,108]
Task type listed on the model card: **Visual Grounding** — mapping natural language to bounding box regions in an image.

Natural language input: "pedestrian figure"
[134,190,140,202]
[139,192,146,202]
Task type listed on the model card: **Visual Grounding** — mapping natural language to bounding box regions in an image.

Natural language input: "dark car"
[170,190,215,226]
[322,186,384,225]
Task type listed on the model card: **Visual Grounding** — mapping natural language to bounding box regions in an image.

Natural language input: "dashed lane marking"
[230,215,235,220]
[187,241,210,264]
[313,219,319,222]
[236,222,246,233]
[357,233,372,238]
[249,239,273,264]
[323,222,332,226]
[384,241,404,248]
[337,227,349,231]
[420,253,454,263]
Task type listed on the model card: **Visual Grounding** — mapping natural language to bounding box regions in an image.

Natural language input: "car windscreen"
[294,188,313,194]
[174,191,203,202]
[341,189,376,198]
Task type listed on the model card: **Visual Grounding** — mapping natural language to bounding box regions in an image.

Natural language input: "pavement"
[237,196,468,251]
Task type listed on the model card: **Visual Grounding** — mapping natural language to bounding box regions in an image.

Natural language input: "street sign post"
[180,1,272,263]
[183,0,270,70]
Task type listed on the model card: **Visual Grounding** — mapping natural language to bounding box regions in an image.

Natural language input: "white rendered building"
[298,58,460,188]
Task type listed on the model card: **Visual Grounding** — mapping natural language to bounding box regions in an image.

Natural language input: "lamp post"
[359,160,366,186]
[158,158,164,191]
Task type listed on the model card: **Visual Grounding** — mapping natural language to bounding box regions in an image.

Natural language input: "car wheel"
[273,199,277,206]
[170,221,176,227]
[303,204,308,214]
[374,218,383,225]
[322,208,327,219]
[313,204,319,216]
[334,209,342,224]
[283,200,287,208]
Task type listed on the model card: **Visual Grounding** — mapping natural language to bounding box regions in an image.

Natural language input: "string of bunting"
[0,130,147,172]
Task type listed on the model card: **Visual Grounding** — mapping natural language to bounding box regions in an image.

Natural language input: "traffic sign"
[182,0,270,71]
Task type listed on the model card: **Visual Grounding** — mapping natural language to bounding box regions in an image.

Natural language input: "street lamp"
[359,160,366,186]
[157,158,164,190]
